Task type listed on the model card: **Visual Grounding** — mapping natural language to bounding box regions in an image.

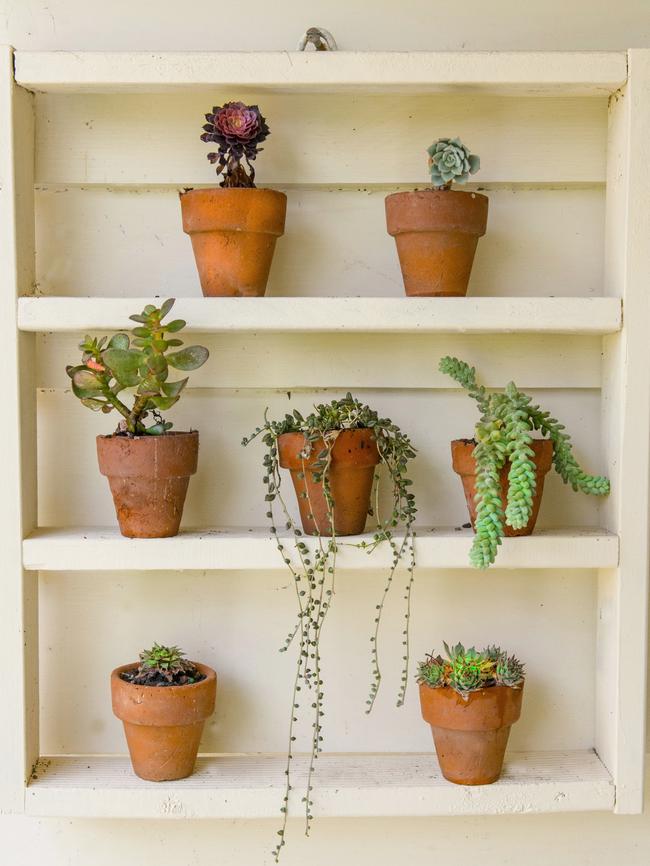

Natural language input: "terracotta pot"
[451,438,553,537]
[180,187,287,297]
[96,431,199,538]
[419,682,523,785]
[385,189,488,296]
[278,429,380,536]
[111,662,217,781]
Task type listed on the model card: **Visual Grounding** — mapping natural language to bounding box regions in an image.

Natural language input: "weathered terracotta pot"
[111,662,217,781]
[180,187,287,297]
[278,429,380,536]
[451,438,553,536]
[420,682,523,785]
[385,189,488,296]
[96,431,199,538]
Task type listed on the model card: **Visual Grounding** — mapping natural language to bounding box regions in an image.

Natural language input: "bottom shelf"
[26,751,614,818]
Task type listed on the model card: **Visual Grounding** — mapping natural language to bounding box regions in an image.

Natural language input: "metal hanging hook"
[297,27,338,51]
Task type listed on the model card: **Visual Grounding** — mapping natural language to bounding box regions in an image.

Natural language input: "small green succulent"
[495,652,526,687]
[124,643,202,686]
[417,642,525,697]
[427,137,480,189]
[445,641,494,693]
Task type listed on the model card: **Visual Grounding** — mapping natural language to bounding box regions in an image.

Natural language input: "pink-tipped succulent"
[201,101,270,188]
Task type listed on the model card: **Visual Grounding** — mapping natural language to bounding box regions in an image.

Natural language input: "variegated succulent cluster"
[417,642,525,696]
[201,101,270,188]
[66,299,209,436]
[427,137,480,189]
[439,356,610,568]
[123,643,203,687]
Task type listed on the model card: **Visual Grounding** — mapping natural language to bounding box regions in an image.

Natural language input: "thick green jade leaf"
[102,348,141,386]
[159,298,175,318]
[66,363,87,379]
[165,319,186,333]
[72,369,103,391]
[150,395,179,411]
[143,304,156,315]
[146,353,168,376]
[167,346,209,371]
[146,422,173,435]
[81,397,109,411]
[129,314,149,324]
[161,378,188,398]
[132,327,151,338]
[137,375,162,397]
[108,333,130,350]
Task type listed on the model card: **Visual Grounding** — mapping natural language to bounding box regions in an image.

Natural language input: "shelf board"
[17,296,623,336]
[25,750,614,818]
[23,527,619,572]
[14,51,627,96]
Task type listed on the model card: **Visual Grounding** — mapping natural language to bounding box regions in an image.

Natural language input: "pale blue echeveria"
[427,137,480,188]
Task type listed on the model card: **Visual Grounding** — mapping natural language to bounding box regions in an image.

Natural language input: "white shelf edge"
[17,297,623,336]
[25,750,614,819]
[22,527,619,572]
[14,50,627,96]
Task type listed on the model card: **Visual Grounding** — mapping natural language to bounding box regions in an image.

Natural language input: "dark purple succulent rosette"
[200,101,270,188]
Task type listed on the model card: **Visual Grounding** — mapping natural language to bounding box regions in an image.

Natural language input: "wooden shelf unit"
[2,46,649,822]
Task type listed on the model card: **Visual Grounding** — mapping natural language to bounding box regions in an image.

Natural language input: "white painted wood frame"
[2,46,648,821]
[597,49,650,813]
[0,45,38,813]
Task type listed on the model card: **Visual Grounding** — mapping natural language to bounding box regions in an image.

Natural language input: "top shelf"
[17,296,622,335]
[14,50,627,96]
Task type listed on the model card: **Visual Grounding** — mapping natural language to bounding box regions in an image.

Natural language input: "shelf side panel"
[598,49,650,813]
[0,45,39,814]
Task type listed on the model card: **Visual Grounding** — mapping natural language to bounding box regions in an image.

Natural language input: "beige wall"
[2,1,650,864]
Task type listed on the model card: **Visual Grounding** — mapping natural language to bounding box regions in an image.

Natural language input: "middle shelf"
[23,527,619,571]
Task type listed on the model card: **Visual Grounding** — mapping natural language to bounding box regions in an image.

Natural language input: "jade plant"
[427,137,480,189]
[418,642,525,698]
[121,643,204,687]
[243,394,417,859]
[66,299,209,435]
[201,101,270,188]
[439,356,610,568]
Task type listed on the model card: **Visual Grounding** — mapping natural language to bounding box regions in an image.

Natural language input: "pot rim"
[451,437,554,475]
[277,428,381,470]
[418,680,525,696]
[179,186,287,200]
[96,429,199,442]
[419,680,524,730]
[385,188,489,203]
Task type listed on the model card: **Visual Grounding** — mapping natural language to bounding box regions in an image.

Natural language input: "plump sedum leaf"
[65,299,209,436]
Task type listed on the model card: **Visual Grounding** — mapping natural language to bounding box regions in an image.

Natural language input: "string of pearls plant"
[243,394,417,860]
